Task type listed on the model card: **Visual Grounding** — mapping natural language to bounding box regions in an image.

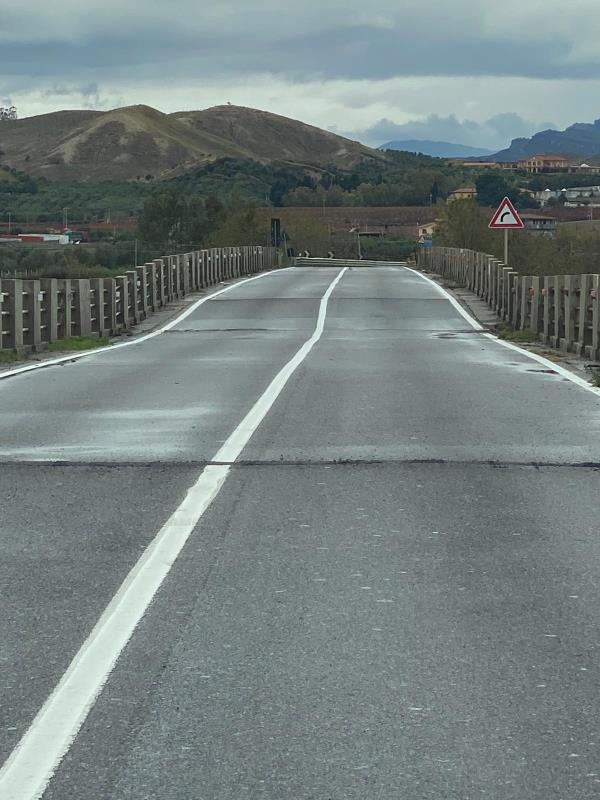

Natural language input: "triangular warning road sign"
[489,196,524,229]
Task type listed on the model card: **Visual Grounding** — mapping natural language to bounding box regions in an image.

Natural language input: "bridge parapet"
[0,245,281,352]
[418,246,599,361]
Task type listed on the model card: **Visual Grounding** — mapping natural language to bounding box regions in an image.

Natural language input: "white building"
[535,185,600,207]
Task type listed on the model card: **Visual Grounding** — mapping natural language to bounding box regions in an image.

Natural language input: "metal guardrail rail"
[417,247,599,361]
[0,246,280,352]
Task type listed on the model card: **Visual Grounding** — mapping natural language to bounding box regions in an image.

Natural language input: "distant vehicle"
[63,229,87,243]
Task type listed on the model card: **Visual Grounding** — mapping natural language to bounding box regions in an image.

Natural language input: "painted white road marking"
[0,268,293,382]
[0,267,347,800]
[404,266,484,330]
[405,266,600,398]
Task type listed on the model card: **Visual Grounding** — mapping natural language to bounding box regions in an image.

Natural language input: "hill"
[491,118,600,161]
[0,104,385,181]
[380,140,493,158]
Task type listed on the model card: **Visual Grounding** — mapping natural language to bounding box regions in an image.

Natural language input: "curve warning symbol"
[489,197,524,229]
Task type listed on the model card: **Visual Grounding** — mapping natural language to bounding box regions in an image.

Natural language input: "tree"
[475,173,529,209]
[138,191,207,247]
[208,206,265,247]
[283,216,330,256]
[437,199,495,251]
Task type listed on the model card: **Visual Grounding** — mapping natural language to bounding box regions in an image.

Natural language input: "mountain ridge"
[380,139,494,158]
[0,104,386,181]
[491,118,600,161]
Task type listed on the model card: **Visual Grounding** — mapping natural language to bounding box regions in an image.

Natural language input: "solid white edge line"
[0,267,347,800]
[405,266,600,398]
[403,265,484,331]
[0,268,293,382]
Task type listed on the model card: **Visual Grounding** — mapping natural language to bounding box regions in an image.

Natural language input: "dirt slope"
[0,104,384,181]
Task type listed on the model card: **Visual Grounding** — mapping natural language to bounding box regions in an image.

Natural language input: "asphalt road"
[1,264,600,800]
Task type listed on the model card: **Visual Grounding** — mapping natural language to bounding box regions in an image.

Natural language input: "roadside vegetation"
[436,199,600,275]
[3,150,600,277]
[497,327,538,343]
[0,349,23,363]
[47,336,110,352]
[0,152,504,229]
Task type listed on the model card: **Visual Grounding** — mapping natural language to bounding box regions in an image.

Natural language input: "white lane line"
[0,267,347,800]
[404,265,484,331]
[0,267,293,382]
[405,266,600,398]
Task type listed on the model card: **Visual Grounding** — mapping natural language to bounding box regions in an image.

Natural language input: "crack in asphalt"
[0,459,599,469]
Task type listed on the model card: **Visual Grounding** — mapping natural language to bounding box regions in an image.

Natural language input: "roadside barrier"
[294,257,407,268]
[418,247,600,361]
[0,245,280,352]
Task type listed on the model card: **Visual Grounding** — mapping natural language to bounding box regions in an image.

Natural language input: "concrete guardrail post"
[541,276,556,344]
[4,280,23,350]
[152,259,165,307]
[506,272,519,327]
[0,281,7,350]
[21,280,41,350]
[591,274,599,360]
[552,275,566,349]
[136,266,148,321]
[103,278,118,334]
[71,279,92,337]
[125,271,139,325]
[519,276,533,331]
[40,278,58,343]
[574,275,591,356]
[528,276,541,335]
[89,278,102,335]
[115,276,128,331]
[561,274,579,352]
[56,280,71,340]
[499,267,512,320]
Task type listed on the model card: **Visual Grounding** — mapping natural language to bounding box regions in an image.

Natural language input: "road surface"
[1,264,600,799]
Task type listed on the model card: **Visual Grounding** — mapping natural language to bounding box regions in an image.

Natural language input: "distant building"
[535,185,600,207]
[518,154,572,173]
[449,161,501,169]
[520,212,557,236]
[0,232,71,244]
[447,186,477,202]
[567,162,600,175]
[495,156,600,174]
[418,221,438,238]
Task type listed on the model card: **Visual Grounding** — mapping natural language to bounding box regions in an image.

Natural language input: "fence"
[0,245,280,352]
[417,247,599,361]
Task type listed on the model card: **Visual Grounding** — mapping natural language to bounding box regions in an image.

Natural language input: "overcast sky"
[2,0,600,149]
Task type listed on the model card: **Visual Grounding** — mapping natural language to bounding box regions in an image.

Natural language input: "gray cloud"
[1,2,600,83]
[2,0,599,139]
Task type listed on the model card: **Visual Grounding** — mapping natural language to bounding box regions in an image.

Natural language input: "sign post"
[488,196,524,265]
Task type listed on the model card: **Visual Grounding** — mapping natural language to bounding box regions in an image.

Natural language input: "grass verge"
[47,336,110,352]
[497,327,537,343]
[0,350,25,363]
[586,367,600,387]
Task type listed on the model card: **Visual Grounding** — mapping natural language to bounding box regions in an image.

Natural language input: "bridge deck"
[1,264,599,800]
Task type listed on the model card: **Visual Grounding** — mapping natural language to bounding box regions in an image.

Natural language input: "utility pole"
[134,238,138,266]
[357,231,362,260]
[62,207,68,230]
[7,211,11,234]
